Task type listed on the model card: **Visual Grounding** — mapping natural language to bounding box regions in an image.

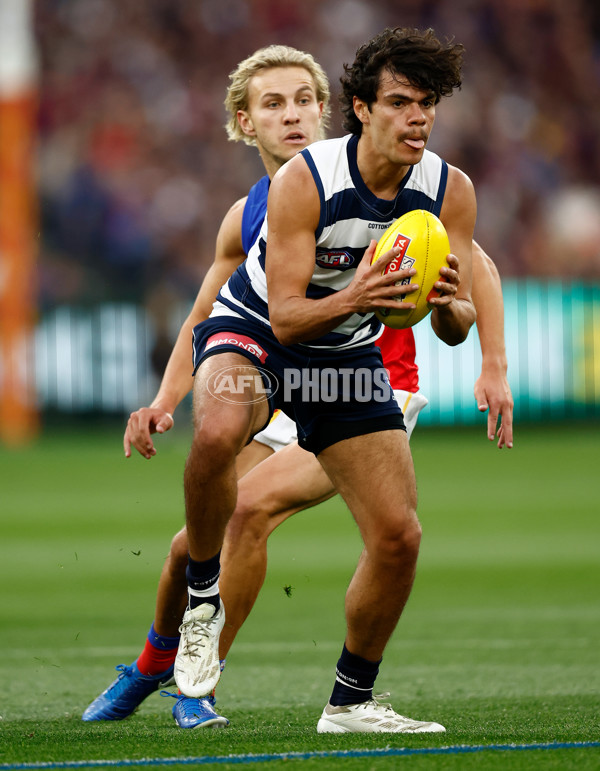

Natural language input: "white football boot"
[316,693,446,734]
[174,602,225,698]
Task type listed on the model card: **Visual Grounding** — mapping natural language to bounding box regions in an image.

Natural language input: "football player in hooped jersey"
[82,40,512,730]
[176,27,483,734]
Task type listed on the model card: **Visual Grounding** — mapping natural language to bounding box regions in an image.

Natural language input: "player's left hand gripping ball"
[371,209,450,329]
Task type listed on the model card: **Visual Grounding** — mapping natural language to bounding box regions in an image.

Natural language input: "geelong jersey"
[218,133,447,353]
[239,170,419,391]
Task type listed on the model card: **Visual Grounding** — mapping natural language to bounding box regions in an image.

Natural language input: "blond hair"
[225,45,331,146]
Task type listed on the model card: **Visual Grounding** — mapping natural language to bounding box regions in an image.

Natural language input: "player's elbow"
[434,301,476,346]
[445,326,471,346]
[448,313,476,346]
[270,304,297,346]
[271,322,297,347]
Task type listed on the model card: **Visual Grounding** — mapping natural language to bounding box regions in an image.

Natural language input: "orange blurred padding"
[0,92,39,445]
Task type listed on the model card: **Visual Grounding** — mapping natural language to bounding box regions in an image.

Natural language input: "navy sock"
[329,644,381,706]
[186,552,221,611]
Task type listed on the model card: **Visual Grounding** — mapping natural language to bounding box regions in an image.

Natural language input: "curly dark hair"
[339,27,465,135]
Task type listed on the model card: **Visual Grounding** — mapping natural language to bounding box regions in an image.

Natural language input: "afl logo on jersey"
[316,250,354,269]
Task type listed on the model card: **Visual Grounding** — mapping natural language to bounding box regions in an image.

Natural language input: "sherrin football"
[370,209,450,329]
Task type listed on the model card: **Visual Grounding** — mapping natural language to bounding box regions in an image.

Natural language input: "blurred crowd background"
[35,0,600,321]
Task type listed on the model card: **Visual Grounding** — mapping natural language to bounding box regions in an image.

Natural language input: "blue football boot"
[163,691,229,729]
[82,662,175,721]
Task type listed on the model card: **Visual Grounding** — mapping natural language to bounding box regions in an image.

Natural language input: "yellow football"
[371,209,450,329]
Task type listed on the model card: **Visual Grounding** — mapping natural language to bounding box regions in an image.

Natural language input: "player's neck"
[356,136,411,201]
[256,145,289,181]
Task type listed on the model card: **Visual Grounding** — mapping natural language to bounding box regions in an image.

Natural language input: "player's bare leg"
[316,429,444,733]
[175,352,269,697]
[156,439,330,729]
[319,429,420,661]
[235,438,274,478]
[146,442,333,658]
[153,528,189,638]
[219,442,335,657]
[183,353,269,561]
[82,393,273,722]
[153,440,275,639]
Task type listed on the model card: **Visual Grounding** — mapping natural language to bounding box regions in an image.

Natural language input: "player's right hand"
[124,407,174,459]
[350,240,418,313]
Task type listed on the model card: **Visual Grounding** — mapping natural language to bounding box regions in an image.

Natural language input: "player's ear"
[237,110,256,137]
[353,96,369,126]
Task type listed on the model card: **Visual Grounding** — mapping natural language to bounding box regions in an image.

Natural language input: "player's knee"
[168,529,189,572]
[373,516,422,564]
[188,420,245,474]
[227,497,270,548]
[160,531,188,583]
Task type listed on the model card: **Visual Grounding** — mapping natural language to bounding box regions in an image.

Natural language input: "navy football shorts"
[192,316,405,456]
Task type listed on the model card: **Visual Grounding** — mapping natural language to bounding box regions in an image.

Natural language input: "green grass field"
[1,421,599,770]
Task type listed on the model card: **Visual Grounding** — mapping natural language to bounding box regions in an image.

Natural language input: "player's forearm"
[149,324,196,414]
[472,245,508,372]
[270,291,356,346]
[148,271,225,414]
[477,313,508,375]
[431,298,476,346]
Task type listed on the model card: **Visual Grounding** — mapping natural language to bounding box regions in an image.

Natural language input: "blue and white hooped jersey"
[216,134,448,351]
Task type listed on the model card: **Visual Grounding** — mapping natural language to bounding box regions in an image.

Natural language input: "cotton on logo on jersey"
[205,333,268,363]
[316,250,354,269]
